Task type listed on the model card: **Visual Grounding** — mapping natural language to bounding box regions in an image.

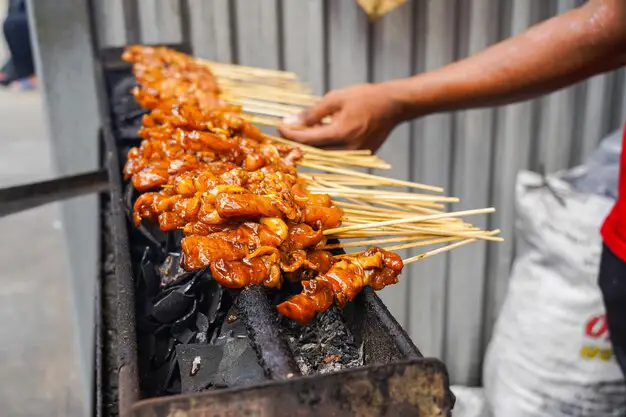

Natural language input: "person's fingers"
[281,92,342,127]
[278,123,346,147]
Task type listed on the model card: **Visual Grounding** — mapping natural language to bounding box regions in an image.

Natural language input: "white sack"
[483,170,626,417]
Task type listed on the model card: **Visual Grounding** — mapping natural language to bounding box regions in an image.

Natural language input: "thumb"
[281,92,342,127]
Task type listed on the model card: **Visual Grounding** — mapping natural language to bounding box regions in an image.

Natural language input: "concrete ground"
[0,89,83,415]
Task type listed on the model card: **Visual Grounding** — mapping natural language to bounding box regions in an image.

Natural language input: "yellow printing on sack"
[580,345,613,361]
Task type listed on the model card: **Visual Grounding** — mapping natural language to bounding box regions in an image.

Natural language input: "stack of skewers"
[122,45,501,325]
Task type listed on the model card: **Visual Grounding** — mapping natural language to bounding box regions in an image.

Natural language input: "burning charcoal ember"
[284,307,363,376]
[176,344,222,393]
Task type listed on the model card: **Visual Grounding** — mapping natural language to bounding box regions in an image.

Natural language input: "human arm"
[278,0,626,151]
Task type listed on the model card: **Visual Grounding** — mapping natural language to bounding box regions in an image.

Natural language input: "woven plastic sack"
[565,126,623,199]
[483,171,626,417]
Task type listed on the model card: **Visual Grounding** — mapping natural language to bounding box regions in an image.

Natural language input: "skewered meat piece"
[131,162,343,234]
[180,222,283,270]
[124,121,302,191]
[276,247,404,324]
[281,223,324,251]
[179,221,327,271]
[210,257,281,289]
[281,250,336,279]
[123,45,222,113]
[215,193,283,219]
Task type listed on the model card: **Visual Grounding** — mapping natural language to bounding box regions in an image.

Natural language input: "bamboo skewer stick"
[334,226,502,242]
[403,239,477,264]
[324,208,496,236]
[356,197,444,214]
[319,235,442,250]
[322,150,373,156]
[339,198,445,210]
[241,114,283,127]
[302,173,411,187]
[200,59,301,79]
[336,225,496,241]
[308,187,458,203]
[304,153,387,164]
[382,236,462,252]
[305,179,448,201]
[235,104,300,119]
[334,202,458,222]
[219,77,311,93]
[302,155,391,170]
[333,229,502,242]
[334,200,436,214]
[225,97,308,114]
[301,162,444,193]
[222,87,319,106]
[339,215,475,230]
[261,134,330,155]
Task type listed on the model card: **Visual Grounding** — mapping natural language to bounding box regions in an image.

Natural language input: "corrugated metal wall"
[93,0,626,385]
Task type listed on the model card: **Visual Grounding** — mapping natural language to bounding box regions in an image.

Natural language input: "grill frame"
[93,43,454,417]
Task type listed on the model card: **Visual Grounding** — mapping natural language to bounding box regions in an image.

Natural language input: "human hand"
[278,83,405,152]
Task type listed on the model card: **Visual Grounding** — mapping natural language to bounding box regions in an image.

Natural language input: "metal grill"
[94,44,455,416]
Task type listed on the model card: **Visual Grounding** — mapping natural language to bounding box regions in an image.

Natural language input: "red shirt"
[601,125,626,262]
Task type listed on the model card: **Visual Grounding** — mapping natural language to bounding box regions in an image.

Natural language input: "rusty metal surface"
[345,288,421,366]
[129,359,453,417]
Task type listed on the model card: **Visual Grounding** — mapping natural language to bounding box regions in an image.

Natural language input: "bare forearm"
[387,0,626,121]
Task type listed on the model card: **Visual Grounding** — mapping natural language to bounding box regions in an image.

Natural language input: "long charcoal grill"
[90,40,455,417]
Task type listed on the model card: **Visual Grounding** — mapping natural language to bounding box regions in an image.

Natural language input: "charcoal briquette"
[212,339,266,388]
[152,288,194,324]
[176,344,223,393]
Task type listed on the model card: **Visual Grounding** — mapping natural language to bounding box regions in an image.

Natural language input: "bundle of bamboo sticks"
[262,133,502,265]
[200,59,316,125]
[200,59,502,264]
